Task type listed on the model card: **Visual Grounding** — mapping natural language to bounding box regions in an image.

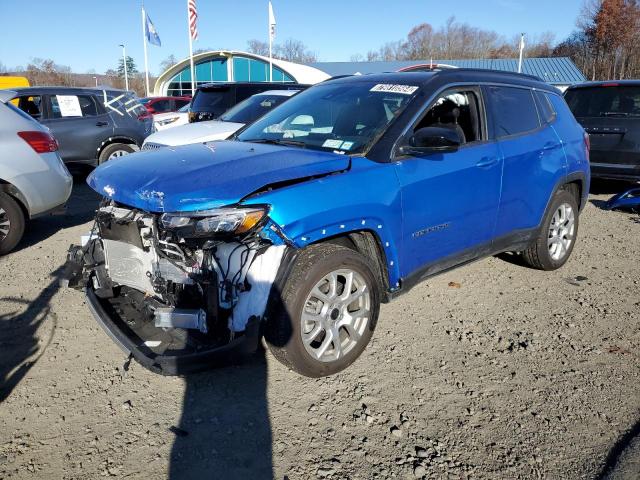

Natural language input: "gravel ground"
[1,177,639,480]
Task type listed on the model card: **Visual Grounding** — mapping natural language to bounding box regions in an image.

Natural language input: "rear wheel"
[98,143,135,164]
[265,244,380,377]
[0,192,26,255]
[522,188,579,270]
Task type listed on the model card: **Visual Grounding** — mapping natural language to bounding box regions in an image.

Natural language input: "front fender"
[245,157,403,289]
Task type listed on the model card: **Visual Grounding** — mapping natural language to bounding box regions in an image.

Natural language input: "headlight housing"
[160,207,267,237]
[158,117,179,126]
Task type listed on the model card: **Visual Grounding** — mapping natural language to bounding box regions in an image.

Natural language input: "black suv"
[565,81,640,181]
[13,87,153,166]
[188,82,307,123]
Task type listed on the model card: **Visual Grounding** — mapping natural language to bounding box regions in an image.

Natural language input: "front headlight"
[158,117,179,126]
[160,207,267,237]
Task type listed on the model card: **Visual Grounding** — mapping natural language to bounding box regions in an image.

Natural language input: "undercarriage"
[64,201,290,375]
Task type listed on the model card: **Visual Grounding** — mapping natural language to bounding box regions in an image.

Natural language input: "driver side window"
[415,89,483,145]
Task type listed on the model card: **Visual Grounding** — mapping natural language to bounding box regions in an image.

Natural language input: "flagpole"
[268,1,274,82]
[188,0,195,96]
[142,5,151,96]
[518,33,525,74]
[269,36,273,82]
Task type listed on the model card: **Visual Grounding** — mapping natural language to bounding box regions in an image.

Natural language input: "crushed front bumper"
[85,286,261,375]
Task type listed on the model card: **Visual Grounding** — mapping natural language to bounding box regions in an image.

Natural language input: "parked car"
[153,103,190,131]
[188,82,306,123]
[65,70,590,377]
[143,90,299,149]
[140,96,191,116]
[565,80,640,181]
[0,90,72,254]
[12,87,152,166]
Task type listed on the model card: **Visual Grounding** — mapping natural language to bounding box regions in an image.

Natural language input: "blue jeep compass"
[65,70,590,377]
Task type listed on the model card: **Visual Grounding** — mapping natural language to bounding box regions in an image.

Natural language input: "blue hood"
[87,141,350,212]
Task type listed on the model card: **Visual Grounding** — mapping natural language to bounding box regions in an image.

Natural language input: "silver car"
[0,90,73,254]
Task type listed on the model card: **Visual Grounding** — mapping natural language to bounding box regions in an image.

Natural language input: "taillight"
[18,131,58,153]
[584,131,590,162]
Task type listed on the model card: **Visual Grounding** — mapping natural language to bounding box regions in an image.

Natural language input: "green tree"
[117,56,138,78]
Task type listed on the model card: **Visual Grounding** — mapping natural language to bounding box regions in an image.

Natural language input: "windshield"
[236,81,418,154]
[565,86,640,117]
[140,97,152,105]
[178,103,190,113]
[220,93,292,124]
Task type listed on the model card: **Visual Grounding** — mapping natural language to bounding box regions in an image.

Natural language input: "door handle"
[542,142,557,151]
[96,121,108,127]
[476,156,498,168]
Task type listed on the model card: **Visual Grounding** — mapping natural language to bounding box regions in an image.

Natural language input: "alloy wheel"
[548,202,575,261]
[108,149,129,160]
[301,269,371,363]
[0,207,10,242]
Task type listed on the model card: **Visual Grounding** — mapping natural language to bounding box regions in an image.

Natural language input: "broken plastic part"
[605,188,640,213]
[154,308,208,333]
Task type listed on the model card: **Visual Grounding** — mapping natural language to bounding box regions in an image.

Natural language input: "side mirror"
[400,126,462,155]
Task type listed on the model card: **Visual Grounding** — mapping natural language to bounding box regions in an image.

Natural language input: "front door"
[394,87,503,279]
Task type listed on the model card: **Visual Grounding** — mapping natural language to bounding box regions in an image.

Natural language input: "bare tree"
[247,39,270,57]
[159,54,178,72]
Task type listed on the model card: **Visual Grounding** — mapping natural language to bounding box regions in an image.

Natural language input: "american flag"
[188,0,198,41]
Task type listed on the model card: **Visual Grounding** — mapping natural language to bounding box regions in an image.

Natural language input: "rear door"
[564,85,640,172]
[486,85,567,236]
[41,93,113,163]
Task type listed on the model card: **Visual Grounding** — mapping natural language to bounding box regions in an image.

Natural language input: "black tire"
[265,244,381,377]
[522,188,579,270]
[98,143,135,164]
[0,192,26,255]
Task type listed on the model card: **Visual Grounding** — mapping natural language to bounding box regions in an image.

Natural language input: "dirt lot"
[1,177,639,480]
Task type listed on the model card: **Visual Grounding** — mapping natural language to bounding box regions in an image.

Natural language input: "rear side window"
[16,95,43,119]
[191,88,232,114]
[564,86,640,117]
[150,99,171,112]
[534,91,556,124]
[489,86,540,138]
[49,94,98,118]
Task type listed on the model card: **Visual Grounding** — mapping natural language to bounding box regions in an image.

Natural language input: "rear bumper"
[590,162,640,181]
[85,287,261,376]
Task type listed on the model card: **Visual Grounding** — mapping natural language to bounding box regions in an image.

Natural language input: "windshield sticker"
[370,84,419,95]
[56,95,83,117]
[341,141,354,151]
[322,139,344,149]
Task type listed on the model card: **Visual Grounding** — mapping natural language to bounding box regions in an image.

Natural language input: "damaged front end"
[64,200,292,375]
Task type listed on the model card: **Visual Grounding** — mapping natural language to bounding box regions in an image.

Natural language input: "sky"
[0,0,585,75]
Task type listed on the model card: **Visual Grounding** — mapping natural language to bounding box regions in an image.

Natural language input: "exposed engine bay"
[64,200,288,372]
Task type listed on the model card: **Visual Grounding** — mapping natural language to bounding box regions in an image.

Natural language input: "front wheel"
[522,188,579,270]
[265,244,380,377]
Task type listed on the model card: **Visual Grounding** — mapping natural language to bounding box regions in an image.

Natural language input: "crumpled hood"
[145,120,244,146]
[87,141,350,212]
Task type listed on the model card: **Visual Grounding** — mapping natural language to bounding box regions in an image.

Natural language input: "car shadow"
[0,266,63,403]
[168,282,294,479]
[597,417,640,479]
[11,173,99,254]
[590,179,637,195]
[168,351,273,480]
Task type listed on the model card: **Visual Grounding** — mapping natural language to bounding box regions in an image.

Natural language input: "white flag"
[269,1,276,41]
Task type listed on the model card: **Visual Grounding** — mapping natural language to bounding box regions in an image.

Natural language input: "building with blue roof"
[310,57,586,90]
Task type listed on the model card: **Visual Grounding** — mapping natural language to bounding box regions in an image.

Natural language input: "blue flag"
[145,10,161,46]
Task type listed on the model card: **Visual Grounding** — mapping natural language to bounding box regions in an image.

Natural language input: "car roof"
[252,89,299,97]
[321,69,556,92]
[11,86,133,95]
[198,81,302,89]
[566,80,640,90]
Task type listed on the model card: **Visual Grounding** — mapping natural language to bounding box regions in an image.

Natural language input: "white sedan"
[152,103,190,131]
[142,90,298,150]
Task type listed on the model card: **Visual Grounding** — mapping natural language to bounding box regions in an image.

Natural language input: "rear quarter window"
[489,86,540,138]
[534,91,556,124]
